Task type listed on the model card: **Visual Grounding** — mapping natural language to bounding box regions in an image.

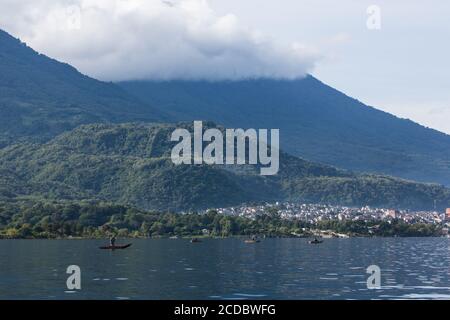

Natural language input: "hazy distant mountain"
[0,29,166,147]
[1,123,448,211]
[119,79,450,186]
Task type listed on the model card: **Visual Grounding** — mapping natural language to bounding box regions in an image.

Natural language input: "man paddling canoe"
[99,235,132,250]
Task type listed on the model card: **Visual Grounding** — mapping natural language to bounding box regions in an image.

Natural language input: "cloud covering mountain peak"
[0,0,319,81]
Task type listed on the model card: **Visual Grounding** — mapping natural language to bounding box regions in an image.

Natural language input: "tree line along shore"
[0,200,441,239]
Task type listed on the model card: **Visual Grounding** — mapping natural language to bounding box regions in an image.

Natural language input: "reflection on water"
[1,238,450,300]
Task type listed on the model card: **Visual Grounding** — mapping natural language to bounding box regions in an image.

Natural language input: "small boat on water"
[99,243,132,250]
[190,238,201,243]
[309,238,323,244]
[245,236,260,243]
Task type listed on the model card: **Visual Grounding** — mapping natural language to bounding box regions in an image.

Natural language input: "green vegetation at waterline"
[315,220,440,237]
[0,200,442,239]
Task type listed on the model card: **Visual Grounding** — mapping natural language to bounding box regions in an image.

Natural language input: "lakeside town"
[201,202,450,236]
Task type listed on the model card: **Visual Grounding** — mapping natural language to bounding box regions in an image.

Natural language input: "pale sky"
[209,0,450,134]
[1,0,449,134]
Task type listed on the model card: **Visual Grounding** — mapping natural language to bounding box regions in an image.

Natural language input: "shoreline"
[0,235,447,240]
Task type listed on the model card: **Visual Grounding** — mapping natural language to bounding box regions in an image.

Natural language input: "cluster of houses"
[205,202,450,226]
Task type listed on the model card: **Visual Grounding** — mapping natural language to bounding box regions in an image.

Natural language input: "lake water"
[1,237,450,300]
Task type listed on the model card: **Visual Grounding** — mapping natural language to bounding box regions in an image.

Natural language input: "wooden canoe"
[99,243,132,250]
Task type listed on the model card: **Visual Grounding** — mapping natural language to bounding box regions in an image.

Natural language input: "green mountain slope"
[119,79,450,186]
[2,27,449,189]
[1,123,449,211]
[0,29,166,147]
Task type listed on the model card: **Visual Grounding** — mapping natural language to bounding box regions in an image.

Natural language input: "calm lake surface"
[1,237,450,300]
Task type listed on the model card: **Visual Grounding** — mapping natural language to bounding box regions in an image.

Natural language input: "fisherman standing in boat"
[110,234,116,247]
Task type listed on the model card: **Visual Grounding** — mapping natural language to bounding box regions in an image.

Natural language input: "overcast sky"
[1,0,449,134]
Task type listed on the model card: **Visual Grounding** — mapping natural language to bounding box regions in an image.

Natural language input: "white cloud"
[0,0,319,81]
